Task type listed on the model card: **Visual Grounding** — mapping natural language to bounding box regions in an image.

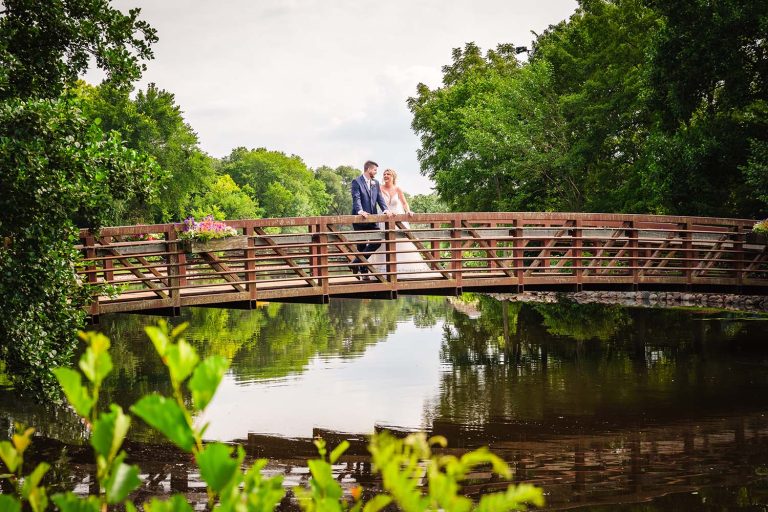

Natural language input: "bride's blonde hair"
[384,168,398,185]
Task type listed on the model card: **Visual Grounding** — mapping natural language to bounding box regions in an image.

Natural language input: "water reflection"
[435,297,768,432]
[1,295,768,510]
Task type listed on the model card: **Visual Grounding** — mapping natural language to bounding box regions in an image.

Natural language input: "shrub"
[0,323,545,511]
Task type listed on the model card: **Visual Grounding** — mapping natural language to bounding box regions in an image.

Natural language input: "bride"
[369,169,436,279]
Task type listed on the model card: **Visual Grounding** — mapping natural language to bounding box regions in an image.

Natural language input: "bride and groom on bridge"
[349,160,434,281]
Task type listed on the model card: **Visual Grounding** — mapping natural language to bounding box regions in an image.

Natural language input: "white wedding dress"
[369,190,437,279]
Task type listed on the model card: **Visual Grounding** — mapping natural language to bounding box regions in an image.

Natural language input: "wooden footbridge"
[78,212,768,318]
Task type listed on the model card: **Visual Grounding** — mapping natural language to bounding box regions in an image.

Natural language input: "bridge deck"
[77,212,768,317]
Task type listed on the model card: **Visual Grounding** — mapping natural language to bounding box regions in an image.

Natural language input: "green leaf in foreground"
[104,457,141,504]
[52,368,94,418]
[195,442,241,494]
[165,339,199,385]
[51,493,101,512]
[143,494,194,512]
[0,440,20,472]
[0,495,21,512]
[188,355,228,411]
[130,394,195,451]
[91,404,131,460]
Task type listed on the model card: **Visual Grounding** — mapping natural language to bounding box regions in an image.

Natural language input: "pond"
[2,295,768,510]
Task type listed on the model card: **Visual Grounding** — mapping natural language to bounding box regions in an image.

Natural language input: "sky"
[90,0,578,195]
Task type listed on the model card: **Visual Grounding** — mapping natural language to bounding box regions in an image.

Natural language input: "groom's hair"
[363,160,378,171]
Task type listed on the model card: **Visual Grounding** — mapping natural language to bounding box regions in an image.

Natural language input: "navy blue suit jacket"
[351,174,388,216]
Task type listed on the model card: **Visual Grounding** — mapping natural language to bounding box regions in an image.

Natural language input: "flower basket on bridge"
[181,235,248,254]
[178,215,245,254]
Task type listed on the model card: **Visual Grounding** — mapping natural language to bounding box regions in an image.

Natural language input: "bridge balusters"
[574,220,583,291]
[451,219,462,287]
[167,228,182,310]
[244,225,257,301]
[84,235,100,317]
[628,221,639,288]
[385,219,397,285]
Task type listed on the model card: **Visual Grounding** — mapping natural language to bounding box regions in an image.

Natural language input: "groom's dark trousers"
[352,221,382,274]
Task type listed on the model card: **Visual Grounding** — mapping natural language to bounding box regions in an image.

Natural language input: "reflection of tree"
[532,301,630,341]
[434,297,768,431]
[93,297,452,407]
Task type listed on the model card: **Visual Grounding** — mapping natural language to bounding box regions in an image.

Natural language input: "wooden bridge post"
[451,219,463,289]
[430,222,440,270]
[628,220,639,289]
[574,220,583,291]
[309,222,329,294]
[84,234,100,317]
[684,222,693,288]
[513,219,524,290]
[735,225,745,288]
[385,219,397,286]
[167,228,182,310]
[244,225,257,301]
[101,235,114,284]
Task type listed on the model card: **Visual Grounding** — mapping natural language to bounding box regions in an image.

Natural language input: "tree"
[0,0,156,100]
[0,0,159,397]
[407,193,449,214]
[76,81,217,223]
[527,0,661,213]
[314,165,360,215]
[644,0,768,217]
[220,147,331,218]
[409,44,572,212]
[189,174,262,220]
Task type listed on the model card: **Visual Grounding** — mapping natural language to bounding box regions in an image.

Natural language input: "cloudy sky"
[92,0,577,194]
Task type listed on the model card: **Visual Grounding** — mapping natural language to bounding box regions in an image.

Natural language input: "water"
[2,295,768,510]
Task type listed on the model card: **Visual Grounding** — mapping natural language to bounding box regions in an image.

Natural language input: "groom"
[350,160,392,279]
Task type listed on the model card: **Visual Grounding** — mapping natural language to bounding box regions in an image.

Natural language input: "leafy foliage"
[409,0,768,217]
[0,97,160,398]
[222,147,331,218]
[0,0,161,398]
[1,322,545,510]
[0,0,156,100]
[315,165,361,215]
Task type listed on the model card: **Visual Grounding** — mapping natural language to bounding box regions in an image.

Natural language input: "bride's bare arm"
[398,187,414,216]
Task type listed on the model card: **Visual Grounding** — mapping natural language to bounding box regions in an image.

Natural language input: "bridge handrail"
[79,212,758,237]
[75,212,767,317]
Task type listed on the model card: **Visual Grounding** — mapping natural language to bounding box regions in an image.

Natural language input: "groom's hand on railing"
[384,210,394,217]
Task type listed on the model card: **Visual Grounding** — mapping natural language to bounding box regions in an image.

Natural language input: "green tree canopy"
[0,0,156,100]
[409,0,768,217]
[76,81,217,223]
[220,147,331,218]
[643,0,768,217]
[314,165,360,215]
[0,0,159,397]
[189,174,262,220]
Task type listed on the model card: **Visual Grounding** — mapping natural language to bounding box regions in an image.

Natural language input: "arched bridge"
[78,212,768,318]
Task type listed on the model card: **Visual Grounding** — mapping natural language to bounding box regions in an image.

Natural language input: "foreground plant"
[0,322,544,510]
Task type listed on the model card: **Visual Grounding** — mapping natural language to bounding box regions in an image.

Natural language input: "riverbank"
[489,290,768,313]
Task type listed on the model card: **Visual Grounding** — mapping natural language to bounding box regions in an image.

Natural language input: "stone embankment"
[489,291,768,313]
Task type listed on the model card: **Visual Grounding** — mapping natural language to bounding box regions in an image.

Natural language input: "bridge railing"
[77,212,768,316]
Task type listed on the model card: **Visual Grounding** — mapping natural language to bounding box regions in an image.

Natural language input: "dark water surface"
[2,295,768,510]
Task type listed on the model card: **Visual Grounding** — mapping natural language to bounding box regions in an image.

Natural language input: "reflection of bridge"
[36,413,768,510]
[78,213,768,318]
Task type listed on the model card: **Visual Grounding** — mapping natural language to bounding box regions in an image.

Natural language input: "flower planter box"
[746,232,768,245]
[181,236,248,254]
